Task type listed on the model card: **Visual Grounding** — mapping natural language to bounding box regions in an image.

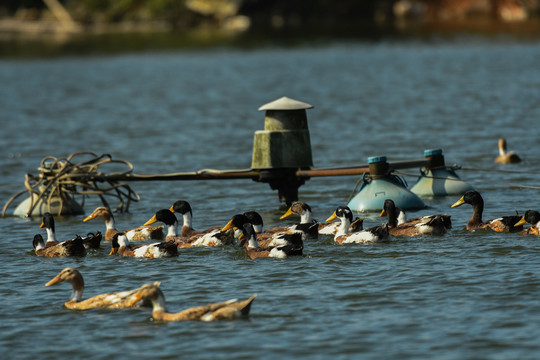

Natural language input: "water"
[1,38,540,359]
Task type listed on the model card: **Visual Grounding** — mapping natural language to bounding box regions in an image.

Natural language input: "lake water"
[1,37,540,359]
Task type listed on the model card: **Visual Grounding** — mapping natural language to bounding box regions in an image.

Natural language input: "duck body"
[515,210,540,235]
[45,267,155,310]
[83,207,163,242]
[451,191,522,232]
[381,199,451,236]
[149,206,233,247]
[326,206,389,244]
[33,234,86,257]
[495,138,521,164]
[128,284,256,322]
[110,233,178,258]
[222,214,303,258]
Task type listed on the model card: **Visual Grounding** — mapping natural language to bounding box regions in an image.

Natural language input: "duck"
[33,234,86,257]
[495,138,521,164]
[80,232,102,250]
[326,206,389,244]
[239,210,307,247]
[126,283,256,322]
[83,206,163,242]
[451,191,522,232]
[380,199,451,236]
[145,209,233,248]
[280,201,363,236]
[514,210,540,235]
[39,212,60,247]
[169,200,224,238]
[109,233,178,258]
[45,267,157,310]
[222,214,303,258]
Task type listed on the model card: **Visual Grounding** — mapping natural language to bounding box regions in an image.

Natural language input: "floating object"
[347,156,425,212]
[410,149,475,197]
[495,138,521,164]
[252,96,314,204]
[3,98,476,217]
[4,153,139,217]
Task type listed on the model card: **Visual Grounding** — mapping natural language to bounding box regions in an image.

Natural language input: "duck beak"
[280,207,294,220]
[169,205,175,213]
[109,248,116,255]
[40,221,45,228]
[514,216,526,227]
[379,208,387,217]
[451,196,466,208]
[144,214,158,226]
[82,213,95,222]
[45,275,62,287]
[221,219,235,232]
[325,211,338,222]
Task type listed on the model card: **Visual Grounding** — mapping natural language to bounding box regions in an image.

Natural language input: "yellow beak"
[169,205,175,213]
[280,207,294,220]
[82,214,94,222]
[221,219,235,232]
[45,276,61,287]
[451,196,466,208]
[514,216,526,227]
[109,248,116,255]
[379,208,387,217]
[144,214,158,226]
[40,221,45,228]
[325,211,338,223]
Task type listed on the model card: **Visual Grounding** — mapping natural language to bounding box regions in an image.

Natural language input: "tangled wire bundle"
[2,152,140,217]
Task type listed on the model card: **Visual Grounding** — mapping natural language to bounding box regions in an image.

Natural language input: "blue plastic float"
[347,156,426,212]
[410,149,474,197]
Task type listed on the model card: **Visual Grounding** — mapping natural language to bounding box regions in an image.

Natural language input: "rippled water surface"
[1,38,540,359]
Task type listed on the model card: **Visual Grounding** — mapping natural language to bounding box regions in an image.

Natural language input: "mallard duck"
[39,212,59,247]
[495,138,521,164]
[381,199,451,236]
[451,191,522,232]
[145,209,233,248]
[280,201,363,236]
[326,206,388,244]
[127,283,256,322]
[222,214,303,258]
[110,233,178,258]
[169,200,223,238]
[80,232,102,250]
[240,210,307,247]
[83,206,163,242]
[45,267,156,310]
[515,210,540,235]
[33,234,86,257]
